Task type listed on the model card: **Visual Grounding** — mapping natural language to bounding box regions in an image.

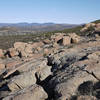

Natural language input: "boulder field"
[0,27,100,100]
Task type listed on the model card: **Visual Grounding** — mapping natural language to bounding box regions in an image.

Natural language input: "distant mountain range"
[0,22,79,32]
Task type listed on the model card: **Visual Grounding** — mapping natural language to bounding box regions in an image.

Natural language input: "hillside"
[0,23,78,36]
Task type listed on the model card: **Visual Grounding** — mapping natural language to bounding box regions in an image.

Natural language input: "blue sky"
[0,0,100,24]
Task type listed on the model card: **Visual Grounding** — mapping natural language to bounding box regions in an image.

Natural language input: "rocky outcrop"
[81,23,96,32]
[0,32,100,100]
[47,38,100,100]
[77,96,97,100]
[95,23,100,32]
[81,22,100,37]
[0,53,52,100]
[3,84,48,100]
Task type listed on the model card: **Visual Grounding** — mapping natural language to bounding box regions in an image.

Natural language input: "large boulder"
[14,42,43,58]
[8,71,36,91]
[24,44,34,54]
[6,58,52,91]
[14,42,28,57]
[51,33,65,42]
[3,84,48,100]
[17,58,52,81]
[9,48,19,57]
[55,35,63,43]
[36,64,52,81]
[69,33,81,43]
[14,42,27,51]
[62,36,71,45]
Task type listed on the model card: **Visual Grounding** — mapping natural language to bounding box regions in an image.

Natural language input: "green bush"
[92,19,100,24]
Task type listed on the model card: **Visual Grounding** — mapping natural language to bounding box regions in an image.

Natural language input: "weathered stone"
[0,63,5,70]
[24,44,33,54]
[53,42,59,49]
[50,59,100,99]
[55,35,63,43]
[8,71,36,91]
[87,51,100,60]
[62,36,71,45]
[14,42,27,51]
[95,23,100,32]
[81,23,96,32]
[36,47,42,52]
[3,84,48,100]
[5,58,51,91]
[51,33,65,43]
[43,48,49,55]
[6,60,22,69]
[1,27,100,100]
[32,42,44,48]
[69,33,81,43]
[43,39,51,44]
[77,96,97,100]
[36,65,52,81]
[20,50,28,57]
[9,48,19,57]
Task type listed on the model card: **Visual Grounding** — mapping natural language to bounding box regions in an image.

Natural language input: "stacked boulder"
[0,33,82,60]
[51,32,81,46]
